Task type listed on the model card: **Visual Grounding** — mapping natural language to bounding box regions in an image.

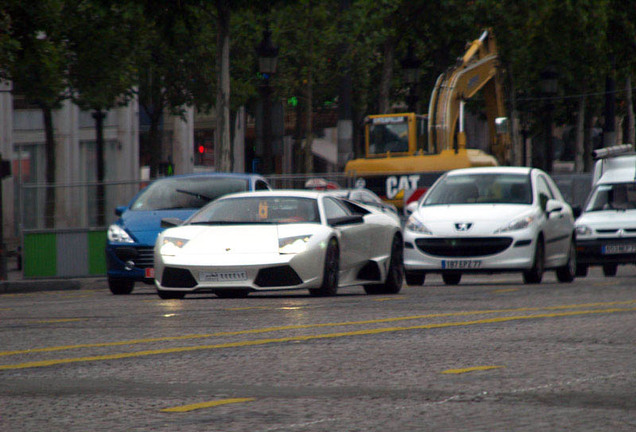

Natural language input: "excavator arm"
[428,29,510,164]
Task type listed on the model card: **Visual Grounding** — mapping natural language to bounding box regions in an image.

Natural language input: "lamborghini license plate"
[199,271,247,282]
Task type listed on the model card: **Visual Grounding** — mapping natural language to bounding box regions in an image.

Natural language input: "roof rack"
[593,144,634,159]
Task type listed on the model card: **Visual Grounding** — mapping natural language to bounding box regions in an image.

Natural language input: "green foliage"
[136,0,216,118]
[271,0,341,110]
[2,0,635,168]
[65,0,146,111]
[1,0,69,108]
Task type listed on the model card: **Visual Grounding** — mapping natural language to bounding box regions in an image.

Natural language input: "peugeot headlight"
[575,225,593,236]
[107,224,134,243]
[495,215,535,233]
[405,216,432,235]
[279,235,312,254]
[160,237,189,255]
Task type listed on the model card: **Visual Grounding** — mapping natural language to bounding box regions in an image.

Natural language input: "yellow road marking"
[442,365,504,374]
[1,306,634,371]
[491,288,519,294]
[1,300,634,358]
[161,398,255,412]
[594,281,621,287]
[30,318,85,324]
[373,296,406,302]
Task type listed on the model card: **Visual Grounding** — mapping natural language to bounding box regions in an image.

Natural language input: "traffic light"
[158,162,174,176]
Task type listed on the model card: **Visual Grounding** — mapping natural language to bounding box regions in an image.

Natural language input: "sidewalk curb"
[0,278,106,294]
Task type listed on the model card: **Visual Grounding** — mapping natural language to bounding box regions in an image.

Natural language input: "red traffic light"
[197,145,205,154]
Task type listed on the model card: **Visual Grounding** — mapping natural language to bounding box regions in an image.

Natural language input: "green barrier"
[22,230,106,278]
[23,233,57,278]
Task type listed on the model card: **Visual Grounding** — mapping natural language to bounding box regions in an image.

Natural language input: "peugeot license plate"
[602,244,636,254]
[199,271,247,282]
[442,260,482,269]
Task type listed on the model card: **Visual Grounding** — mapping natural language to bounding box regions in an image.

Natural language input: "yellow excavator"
[345,29,511,210]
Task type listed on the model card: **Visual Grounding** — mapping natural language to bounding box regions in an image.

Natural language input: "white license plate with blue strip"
[442,260,482,269]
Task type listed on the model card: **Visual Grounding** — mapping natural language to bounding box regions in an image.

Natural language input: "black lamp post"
[256,29,279,174]
[539,66,558,172]
[401,43,421,113]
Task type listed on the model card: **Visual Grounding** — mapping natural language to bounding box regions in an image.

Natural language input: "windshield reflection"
[189,197,321,224]
[423,173,532,205]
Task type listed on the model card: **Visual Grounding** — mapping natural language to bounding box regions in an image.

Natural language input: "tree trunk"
[215,0,232,172]
[93,110,106,226]
[602,58,616,147]
[148,108,162,178]
[293,102,303,174]
[583,107,595,172]
[378,36,394,114]
[574,96,585,173]
[42,105,55,229]
[304,58,314,173]
[626,75,635,146]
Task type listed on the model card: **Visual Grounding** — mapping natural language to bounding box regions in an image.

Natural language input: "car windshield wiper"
[176,189,214,202]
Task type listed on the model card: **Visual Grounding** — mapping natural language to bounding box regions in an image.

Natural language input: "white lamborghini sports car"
[154,190,404,299]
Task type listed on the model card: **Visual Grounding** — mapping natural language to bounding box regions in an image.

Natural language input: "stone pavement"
[0,256,107,294]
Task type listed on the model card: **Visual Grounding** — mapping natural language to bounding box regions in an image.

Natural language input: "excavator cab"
[364,113,429,157]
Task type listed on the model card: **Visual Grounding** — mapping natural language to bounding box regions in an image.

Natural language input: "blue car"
[106,173,271,294]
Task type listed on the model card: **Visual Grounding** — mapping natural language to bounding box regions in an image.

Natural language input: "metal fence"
[20,179,146,231]
[19,179,146,278]
[552,173,593,209]
[17,171,593,279]
[264,172,357,190]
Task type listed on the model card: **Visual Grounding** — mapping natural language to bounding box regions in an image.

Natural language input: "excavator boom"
[344,29,511,210]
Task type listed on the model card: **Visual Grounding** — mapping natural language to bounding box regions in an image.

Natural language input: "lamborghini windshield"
[189,196,321,224]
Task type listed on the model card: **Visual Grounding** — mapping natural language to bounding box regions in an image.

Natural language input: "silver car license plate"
[199,271,247,282]
[442,260,482,269]
[602,244,636,254]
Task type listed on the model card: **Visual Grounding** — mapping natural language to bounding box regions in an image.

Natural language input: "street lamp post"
[539,66,558,173]
[401,43,421,113]
[256,29,279,175]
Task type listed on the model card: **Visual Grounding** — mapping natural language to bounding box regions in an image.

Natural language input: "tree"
[64,0,145,225]
[273,0,340,173]
[0,0,69,228]
[136,0,215,177]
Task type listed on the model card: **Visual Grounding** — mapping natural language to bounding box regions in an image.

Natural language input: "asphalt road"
[1,266,634,432]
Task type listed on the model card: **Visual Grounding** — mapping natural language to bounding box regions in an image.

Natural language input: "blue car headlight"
[279,235,312,254]
[107,224,134,243]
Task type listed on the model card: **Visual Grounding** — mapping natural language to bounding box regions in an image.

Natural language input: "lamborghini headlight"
[405,216,432,235]
[495,215,535,233]
[107,224,134,243]
[160,237,189,255]
[279,235,312,254]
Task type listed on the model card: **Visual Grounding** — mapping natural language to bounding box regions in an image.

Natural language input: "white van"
[575,145,636,276]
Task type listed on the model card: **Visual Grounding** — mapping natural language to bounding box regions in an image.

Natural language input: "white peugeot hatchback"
[403,167,577,285]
